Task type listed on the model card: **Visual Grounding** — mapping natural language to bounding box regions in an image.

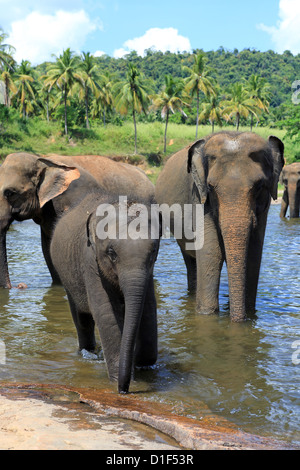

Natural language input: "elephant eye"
[4,188,18,200]
[106,246,117,263]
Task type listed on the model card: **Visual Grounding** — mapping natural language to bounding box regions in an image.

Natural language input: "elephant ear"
[86,211,96,248]
[36,158,81,208]
[268,136,285,200]
[187,139,207,204]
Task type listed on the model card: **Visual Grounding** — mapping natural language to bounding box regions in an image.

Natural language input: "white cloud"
[7,9,101,64]
[113,27,191,58]
[258,0,300,54]
[94,50,106,57]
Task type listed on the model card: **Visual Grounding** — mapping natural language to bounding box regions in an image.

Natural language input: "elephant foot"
[196,305,219,316]
[135,364,157,370]
[80,348,102,361]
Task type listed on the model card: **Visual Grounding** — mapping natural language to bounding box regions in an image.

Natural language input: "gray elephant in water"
[155,131,284,322]
[50,192,160,393]
[0,152,154,288]
[280,162,300,218]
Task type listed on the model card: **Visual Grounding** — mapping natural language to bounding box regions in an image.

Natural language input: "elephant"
[50,191,160,393]
[155,131,284,322]
[0,152,154,288]
[279,162,300,218]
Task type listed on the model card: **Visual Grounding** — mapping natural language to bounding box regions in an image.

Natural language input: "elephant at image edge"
[155,131,284,322]
[50,192,160,394]
[279,162,300,218]
[0,152,154,288]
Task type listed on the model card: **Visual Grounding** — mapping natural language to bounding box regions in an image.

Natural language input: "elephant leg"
[245,222,267,314]
[280,189,289,218]
[180,247,197,292]
[66,291,96,352]
[196,214,224,314]
[135,275,157,367]
[41,228,61,284]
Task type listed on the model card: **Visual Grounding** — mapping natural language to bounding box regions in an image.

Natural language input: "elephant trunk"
[0,201,13,288]
[0,229,11,289]
[288,181,300,218]
[118,270,148,393]
[220,203,253,322]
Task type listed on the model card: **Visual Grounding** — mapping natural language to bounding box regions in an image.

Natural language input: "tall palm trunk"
[164,109,169,153]
[64,86,68,135]
[133,108,137,154]
[196,87,200,139]
[250,113,254,131]
[236,112,240,130]
[46,94,49,122]
[4,81,9,107]
[85,87,90,129]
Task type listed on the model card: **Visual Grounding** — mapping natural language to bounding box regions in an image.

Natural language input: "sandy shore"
[0,392,180,451]
[0,384,296,451]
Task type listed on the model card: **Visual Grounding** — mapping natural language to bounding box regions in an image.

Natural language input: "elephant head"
[187,132,284,321]
[280,162,300,218]
[0,152,80,288]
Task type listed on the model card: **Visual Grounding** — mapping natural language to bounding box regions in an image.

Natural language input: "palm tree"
[37,75,56,122]
[13,60,36,118]
[114,63,151,154]
[1,64,17,106]
[244,75,271,130]
[152,75,188,153]
[45,48,81,134]
[183,51,215,138]
[77,52,100,129]
[221,82,258,130]
[98,73,115,126]
[0,29,15,70]
[91,72,114,126]
[198,87,224,133]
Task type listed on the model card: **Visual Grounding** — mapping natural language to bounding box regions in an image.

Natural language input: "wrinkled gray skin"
[50,193,160,394]
[0,152,154,288]
[155,132,284,322]
[280,162,300,218]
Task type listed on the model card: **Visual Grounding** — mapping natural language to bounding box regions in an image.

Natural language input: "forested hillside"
[1,33,300,162]
[88,48,300,106]
[34,47,300,132]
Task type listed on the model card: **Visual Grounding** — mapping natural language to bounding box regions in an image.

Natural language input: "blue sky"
[0,0,299,64]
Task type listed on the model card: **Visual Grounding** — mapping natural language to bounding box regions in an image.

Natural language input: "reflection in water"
[0,207,299,445]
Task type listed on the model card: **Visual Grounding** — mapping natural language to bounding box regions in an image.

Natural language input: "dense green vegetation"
[1,27,300,166]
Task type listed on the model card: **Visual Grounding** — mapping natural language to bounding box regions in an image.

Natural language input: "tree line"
[0,28,299,155]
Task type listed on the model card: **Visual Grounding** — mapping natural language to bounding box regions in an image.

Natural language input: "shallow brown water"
[0,205,299,446]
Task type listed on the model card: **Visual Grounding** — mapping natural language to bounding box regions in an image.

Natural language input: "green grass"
[0,119,298,184]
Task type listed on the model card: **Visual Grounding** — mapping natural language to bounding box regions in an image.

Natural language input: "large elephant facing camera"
[155,131,284,322]
[0,152,154,288]
[280,162,300,218]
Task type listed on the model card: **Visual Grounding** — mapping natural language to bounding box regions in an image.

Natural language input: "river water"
[0,204,299,446]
